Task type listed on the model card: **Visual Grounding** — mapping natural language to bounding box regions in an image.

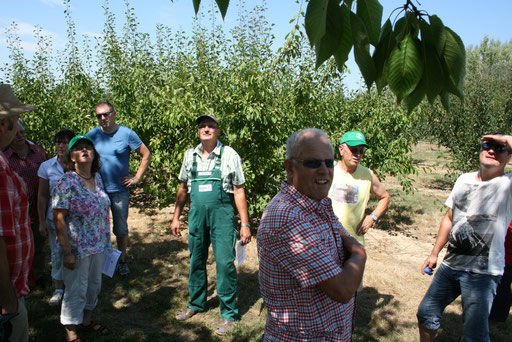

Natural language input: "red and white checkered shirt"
[258,181,355,342]
[0,152,33,298]
[4,141,47,224]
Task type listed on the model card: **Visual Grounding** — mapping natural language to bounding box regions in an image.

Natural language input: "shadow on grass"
[352,286,418,341]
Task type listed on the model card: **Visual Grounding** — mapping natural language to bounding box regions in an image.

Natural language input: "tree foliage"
[193,0,466,111]
[1,0,418,218]
[417,37,512,174]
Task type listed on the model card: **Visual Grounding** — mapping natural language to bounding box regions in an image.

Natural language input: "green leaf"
[315,1,344,68]
[373,19,393,81]
[387,33,424,98]
[333,4,352,70]
[393,16,407,43]
[356,0,383,46]
[305,0,329,46]
[404,76,426,113]
[350,10,369,46]
[440,88,450,111]
[429,15,445,55]
[375,60,388,93]
[193,0,201,15]
[419,19,444,104]
[354,42,376,89]
[442,27,465,99]
[215,0,230,19]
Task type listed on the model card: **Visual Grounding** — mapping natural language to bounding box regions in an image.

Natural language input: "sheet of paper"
[236,240,246,267]
[102,248,122,278]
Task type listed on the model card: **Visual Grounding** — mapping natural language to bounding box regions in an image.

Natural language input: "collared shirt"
[0,152,33,298]
[5,141,47,224]
[258,181,355,342]
[37,155,65,220]
[178,140,245,193]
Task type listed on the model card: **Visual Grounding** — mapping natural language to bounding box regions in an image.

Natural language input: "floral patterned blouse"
[52,171,111,259]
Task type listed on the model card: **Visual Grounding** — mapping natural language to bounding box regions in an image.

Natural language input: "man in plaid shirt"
[258,128,367,341]
[0,84,35,342]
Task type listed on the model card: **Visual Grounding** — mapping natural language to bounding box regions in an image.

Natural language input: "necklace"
[76,172,93,180]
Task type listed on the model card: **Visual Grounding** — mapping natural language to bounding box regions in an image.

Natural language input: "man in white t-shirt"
[417,134,512,342]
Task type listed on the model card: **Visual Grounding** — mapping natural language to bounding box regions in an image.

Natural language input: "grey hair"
[286,128,334,159]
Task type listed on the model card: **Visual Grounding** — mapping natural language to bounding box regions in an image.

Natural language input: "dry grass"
[27,142,512,341]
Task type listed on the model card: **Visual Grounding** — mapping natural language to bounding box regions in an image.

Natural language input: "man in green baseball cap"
[329,130,390,248]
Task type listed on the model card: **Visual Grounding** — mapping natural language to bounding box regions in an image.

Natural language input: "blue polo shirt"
[87,125,142,193]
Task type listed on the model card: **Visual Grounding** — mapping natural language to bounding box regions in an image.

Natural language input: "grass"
[26,141,512,341]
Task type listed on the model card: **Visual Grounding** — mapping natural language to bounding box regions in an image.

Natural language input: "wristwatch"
[370,213,379,222]
[241,223,250,228]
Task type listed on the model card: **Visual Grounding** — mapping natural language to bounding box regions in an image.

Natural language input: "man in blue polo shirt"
[87,101,151,276]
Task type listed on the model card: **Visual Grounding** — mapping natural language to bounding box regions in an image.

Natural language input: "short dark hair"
[95,101,114,113]
[54,129,75,143]
[63,140,101,174]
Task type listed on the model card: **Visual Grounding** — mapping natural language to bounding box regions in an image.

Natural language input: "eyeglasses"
[198,123,218,129]
[292,158,335,169]
[481,142,509,153]
[347,145,365,155]
[96,110,112,119]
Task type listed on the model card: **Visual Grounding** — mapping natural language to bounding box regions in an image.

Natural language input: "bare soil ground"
[28,142,511,341]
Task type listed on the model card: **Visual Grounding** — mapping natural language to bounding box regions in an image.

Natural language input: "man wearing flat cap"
[329,131,390,246]
[170,114,251,336]
[0,84,35,342]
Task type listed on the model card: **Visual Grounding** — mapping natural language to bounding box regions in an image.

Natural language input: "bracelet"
[370,213,378,222]
[241,223,250,228]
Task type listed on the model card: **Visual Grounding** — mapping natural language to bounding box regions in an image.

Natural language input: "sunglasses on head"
[96,110,113,119]
[481,142,509,153]
[293,158,335,169]
[347,145,365,155]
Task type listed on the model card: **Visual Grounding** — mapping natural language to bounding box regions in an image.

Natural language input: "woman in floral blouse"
[53,135,111,342]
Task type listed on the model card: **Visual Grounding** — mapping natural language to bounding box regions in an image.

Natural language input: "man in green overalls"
[170,114,252,335]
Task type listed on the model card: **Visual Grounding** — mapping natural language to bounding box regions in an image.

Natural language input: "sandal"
[80,320,110,335]
[175,307,197,321]
[215,319,234,336]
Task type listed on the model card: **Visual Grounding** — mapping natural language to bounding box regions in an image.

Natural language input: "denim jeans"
[108,191,130,237]
[417,263,500,342]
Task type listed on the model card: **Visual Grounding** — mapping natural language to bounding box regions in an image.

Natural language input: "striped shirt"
[258,181,355,341]
[178,140,245,193]
[0,152,33,298]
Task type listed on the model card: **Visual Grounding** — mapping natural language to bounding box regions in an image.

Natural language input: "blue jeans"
[417,263,500,342]
[108,191,130,237]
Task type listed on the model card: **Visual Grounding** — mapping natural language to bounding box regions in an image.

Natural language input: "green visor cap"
[68,135,94,150]
[340,131,369,147]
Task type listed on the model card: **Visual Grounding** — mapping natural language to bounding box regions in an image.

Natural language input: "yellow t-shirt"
[329,162,372,245]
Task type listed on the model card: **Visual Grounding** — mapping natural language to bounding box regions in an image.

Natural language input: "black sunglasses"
[347,145,365,155]
[293,158,335,169]
[96,110,113,119]
[482,142,509,153]
[198,123,219,129]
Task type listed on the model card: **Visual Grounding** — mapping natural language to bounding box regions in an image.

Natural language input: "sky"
[1,0,512,90]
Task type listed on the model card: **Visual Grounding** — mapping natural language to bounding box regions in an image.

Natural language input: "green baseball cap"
[68,135,94,150]
[340,131,369,147]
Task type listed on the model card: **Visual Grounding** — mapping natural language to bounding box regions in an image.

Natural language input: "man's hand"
[240,226,251,245]
[38,221,49,238]
[170,220,181,237]
[341,234,366,262]
[122,176,140,187]
[356,215,375,235]
[422,254,438,274]
[63,253,76,270]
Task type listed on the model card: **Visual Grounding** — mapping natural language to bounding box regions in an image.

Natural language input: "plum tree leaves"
[192,0,465,112]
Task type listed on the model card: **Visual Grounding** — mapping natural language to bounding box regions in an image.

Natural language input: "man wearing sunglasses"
[170,114,251,336]
[258,128,366,341]
[329,131,390,248]
[87,101,151,276]
[417,134,512,342]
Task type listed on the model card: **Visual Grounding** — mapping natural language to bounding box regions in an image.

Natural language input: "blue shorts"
[489,264,512,322]
[108,191,130,237]
[417,263,500,342]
